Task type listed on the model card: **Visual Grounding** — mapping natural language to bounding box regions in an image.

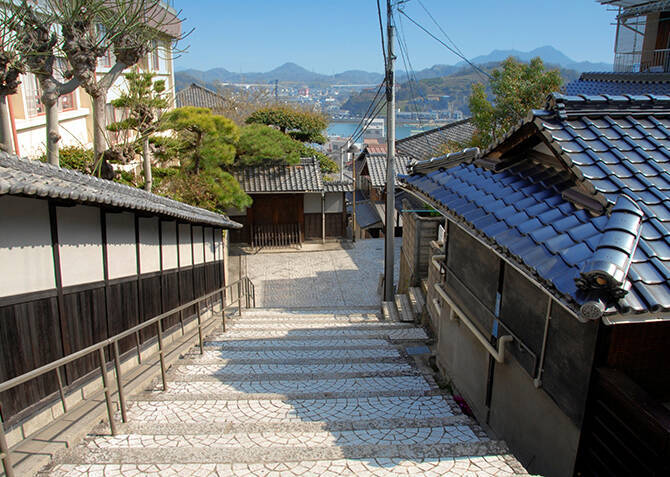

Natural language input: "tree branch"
[98,61,127,92]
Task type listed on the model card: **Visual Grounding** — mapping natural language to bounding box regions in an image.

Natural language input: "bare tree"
[58,0,182,176]
[0,5,24,154]
[11,1,79,165]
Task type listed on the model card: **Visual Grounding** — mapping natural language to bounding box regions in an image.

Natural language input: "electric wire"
[397,8,492,81]
[351,94,387,145]
[344,79,385,146]
[416,0,467,61]
[396,14,435,152]
[377,0,387,67]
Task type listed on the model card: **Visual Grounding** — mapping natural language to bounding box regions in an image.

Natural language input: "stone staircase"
[39,308,531,476]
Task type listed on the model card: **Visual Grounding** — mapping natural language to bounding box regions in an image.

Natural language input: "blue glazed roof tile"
[401,93,670,319]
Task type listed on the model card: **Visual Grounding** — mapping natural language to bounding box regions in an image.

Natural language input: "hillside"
[342,62,580,116]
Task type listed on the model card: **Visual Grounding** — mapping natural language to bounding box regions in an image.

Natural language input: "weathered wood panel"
[107,279,140,354]
[446,227,500,332]
[0,297,62,422]
[61,286,107,385]
[325,213,344,237]
[542,304,598,426]
[161,270,180,330]
[499,267,548,375]
[304,213,321,239]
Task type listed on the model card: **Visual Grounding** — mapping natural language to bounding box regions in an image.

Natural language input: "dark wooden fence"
[0,261,224,425]
[251,223,301,248]
[576,368,670,477]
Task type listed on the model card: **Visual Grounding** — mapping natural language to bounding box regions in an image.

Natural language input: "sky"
[173,0,618,74]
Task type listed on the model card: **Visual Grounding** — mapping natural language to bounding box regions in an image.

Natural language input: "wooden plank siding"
[0,210,227,424]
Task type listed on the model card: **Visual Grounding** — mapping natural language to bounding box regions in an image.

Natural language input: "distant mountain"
[460,46,612,73]
[175,46,612,92]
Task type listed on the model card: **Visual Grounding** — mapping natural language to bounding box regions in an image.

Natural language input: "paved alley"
[245,239,400,308]
[41,306,530,476]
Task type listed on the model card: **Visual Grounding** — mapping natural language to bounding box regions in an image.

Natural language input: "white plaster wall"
[16,108,91,159]
[204,227,215,262]
[161,221,178,270]
[139,217,160,273]
[192,226,204,264]
[325,193,344,213]
[304,193,322,214]
[215,230,223,261]
[0,196,56,297]
[105,212,137,280]
[57,205,104,287]
[178,223,192,267]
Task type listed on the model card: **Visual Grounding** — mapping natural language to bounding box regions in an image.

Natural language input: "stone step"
[227,312,384,323]
[84,425,484,451]
[382,301,400,322]
[53,441,509,467]
[45,454,531,476]
[166,362,419,381]
[408,287,426,315]
[240,307,380,315]
[181,348,402,363]
[203,338,393,350]
[145,375,437,397]
[122,395,457,426]
[394,294,415,323]
[225,321,412,330]
[207,327,429,341]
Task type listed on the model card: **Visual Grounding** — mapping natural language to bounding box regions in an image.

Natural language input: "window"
[151,40,160,71]
[23,59,77,118]
[24,74,45,117]
[96,24,115,69]
[54,58,76,112]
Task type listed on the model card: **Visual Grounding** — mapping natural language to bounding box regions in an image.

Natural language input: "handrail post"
[245,278,250,308]
[238,280,243,316]
[97,347,117,436]
[196,302,204,355]
[112,341,128,423]
[156,319,168,391]
[0,406,15,477]
[135,331,142,365]
[221,287,226,333]
[55,366,67,414]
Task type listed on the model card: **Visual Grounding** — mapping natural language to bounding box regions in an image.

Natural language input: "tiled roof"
[396,119,476,162]
[364,153,412,188]
[176,83,227,110]
[0,153,241,228]
[234,158,323,193]
[401,93,670,322]
[565,72,670,96]
[323,180,353,193]
[353,199,382,229]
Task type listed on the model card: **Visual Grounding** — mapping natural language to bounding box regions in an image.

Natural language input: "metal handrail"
[0,276,255,477]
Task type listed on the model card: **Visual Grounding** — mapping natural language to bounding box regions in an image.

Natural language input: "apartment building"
[5,1,180,158]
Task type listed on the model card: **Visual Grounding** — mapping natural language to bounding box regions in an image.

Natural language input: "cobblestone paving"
[246,239,400,308]
[43,305,531,476]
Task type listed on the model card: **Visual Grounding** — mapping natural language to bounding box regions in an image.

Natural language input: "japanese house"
[0,153,240,431]
[176,83,227,110]
[228,158,350,247]
[400,93,670,477]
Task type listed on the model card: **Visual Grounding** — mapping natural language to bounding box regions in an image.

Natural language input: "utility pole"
[384,0,396,301]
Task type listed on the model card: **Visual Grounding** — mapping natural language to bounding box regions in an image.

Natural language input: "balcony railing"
[614,48,670,73]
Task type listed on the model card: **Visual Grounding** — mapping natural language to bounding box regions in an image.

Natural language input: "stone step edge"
[173,356,407,366]
[132,388,447,402]
[205,335,429,343]
[50,441,510,466]
[200,342,398,351]
[164,369,423,383]
[113,415,474,436]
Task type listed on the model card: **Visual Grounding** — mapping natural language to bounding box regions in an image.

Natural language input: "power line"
[416,0,467,61]
[397,8,492,81]
[351,94,387,144]
[344,80,385,145]
[396,14,434,152]
[376,0,387,68]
